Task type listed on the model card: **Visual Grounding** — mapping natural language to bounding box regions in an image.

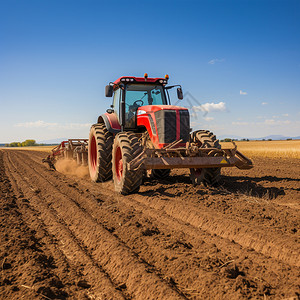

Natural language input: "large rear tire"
[88,123,113,182]
[112,132,143,195]
[190,130,221,186]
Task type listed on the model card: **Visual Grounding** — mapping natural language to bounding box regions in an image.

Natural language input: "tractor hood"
[137,105,188,115]
[136,105,190,149]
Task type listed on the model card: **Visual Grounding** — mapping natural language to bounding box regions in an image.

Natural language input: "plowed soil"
[0,149,299,300]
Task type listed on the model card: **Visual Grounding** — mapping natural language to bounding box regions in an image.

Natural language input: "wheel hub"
[115,146,123,181]
[90,136,97,171]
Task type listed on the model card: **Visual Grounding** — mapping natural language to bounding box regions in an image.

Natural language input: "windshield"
[125,84,167,107]
[123,84,167,129]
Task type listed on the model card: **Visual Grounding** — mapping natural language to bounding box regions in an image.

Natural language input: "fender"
[98,113,121,134]
[137,112,160,147]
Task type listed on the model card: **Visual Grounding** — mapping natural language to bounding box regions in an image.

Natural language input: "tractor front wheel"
[112,132,143,194]
[189,130,221,186]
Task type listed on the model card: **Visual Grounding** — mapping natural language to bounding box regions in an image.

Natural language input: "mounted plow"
[42,139,88,169]
[128,140,253,171]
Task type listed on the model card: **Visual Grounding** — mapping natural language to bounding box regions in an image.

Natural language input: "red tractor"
[88,74,253,194]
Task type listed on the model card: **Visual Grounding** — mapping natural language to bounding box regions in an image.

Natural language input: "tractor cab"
[103,74,187,148]
[112,81,168,129]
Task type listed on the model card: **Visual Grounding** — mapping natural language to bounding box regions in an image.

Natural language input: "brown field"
[3,139,300,158]
[0,147,299,299]
[1,145,56,152]
[221,140,300,159]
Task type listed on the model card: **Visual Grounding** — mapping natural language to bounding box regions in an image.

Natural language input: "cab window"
[112,88,121,119]
[124,84,167,128]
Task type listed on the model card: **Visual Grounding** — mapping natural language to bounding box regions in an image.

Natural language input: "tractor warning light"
[121,78,134,82]
[165,74,169,80]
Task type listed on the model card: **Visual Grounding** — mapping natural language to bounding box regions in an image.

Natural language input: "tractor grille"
[179,110,190,141]
[155,110,190,144]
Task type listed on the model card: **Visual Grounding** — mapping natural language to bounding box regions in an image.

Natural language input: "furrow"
[4,151,126,300]
[12,150,300,299]
[8,150,185,300]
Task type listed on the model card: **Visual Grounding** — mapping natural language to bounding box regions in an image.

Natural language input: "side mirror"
[177,87,183,100]
[105,85,113,97]
[106,108,114,114]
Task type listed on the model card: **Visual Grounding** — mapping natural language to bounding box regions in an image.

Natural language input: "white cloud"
[204,117,214,121]
[240,90,247,95]
[208,58,224,65]
[264,119,291,125]
[261,102,268,105]
[282,113,289,117]
[232,121,249,126]
[14,120,91,129]
[264,119,275,125]
[193,101,226,113]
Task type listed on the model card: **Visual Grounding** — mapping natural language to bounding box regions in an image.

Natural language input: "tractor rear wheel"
[190,130,221,186]
[151,169,171,179]
[112,132,143,194]
[88,123,113,182]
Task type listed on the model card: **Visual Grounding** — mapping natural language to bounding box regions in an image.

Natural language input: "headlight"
[137,110,147,115]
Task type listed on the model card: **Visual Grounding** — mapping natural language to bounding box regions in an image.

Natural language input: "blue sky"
[0,0,299,142]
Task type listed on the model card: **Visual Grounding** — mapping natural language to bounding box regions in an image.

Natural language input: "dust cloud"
[55,159,89,178]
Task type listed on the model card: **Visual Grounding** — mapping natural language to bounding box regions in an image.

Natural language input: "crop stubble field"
[0,140,299,299]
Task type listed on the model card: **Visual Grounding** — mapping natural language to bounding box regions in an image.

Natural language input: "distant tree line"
[220,138,250,142]
[220,138,281,142]
[5,139,45,147]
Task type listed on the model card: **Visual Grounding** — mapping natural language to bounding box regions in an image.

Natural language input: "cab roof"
[113,76,168,85]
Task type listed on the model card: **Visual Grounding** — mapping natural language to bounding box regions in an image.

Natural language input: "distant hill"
[256,135,300,140]
[217,134,300,141]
